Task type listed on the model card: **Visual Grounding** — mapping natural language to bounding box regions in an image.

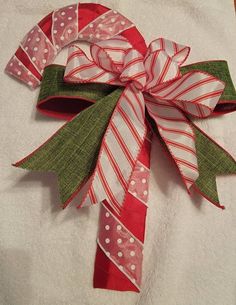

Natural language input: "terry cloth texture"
[1,1,236,305]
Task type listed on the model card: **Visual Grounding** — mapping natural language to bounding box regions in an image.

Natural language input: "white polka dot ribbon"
[64,37,225,213]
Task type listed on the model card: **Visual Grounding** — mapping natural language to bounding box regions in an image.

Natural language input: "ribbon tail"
[193,123,236,209]
[14,88,123,207]
[145,94,199,190]
[80,85,147,214]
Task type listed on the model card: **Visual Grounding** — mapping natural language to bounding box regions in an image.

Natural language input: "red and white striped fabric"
[64,36,225,205]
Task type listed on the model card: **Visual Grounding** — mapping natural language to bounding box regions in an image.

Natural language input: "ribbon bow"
[64,37,225,213]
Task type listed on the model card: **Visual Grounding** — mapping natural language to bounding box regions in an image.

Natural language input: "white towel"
[0,1,236,304]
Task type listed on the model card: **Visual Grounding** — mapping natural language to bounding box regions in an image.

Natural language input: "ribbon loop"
[120,49,146,90]
[147,38,190,65]
[64,36,225,200]
[90,36,133,73]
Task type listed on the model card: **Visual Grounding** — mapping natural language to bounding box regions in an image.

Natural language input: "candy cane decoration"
[5,3,150,292]
[5,2,234,293]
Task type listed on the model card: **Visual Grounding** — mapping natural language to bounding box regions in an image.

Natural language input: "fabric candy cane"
[5,3,150,292]
[5,2,236,293]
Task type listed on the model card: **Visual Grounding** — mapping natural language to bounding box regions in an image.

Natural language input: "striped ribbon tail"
[145,94,199,190]
[80,85,147,214]
[94,133,152,291]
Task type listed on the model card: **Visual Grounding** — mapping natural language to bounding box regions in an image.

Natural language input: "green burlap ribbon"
[14,61,236,208]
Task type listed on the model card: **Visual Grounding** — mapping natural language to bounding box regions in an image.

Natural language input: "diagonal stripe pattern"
[64,36,225,205]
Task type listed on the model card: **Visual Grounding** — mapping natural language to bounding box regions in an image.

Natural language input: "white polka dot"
[17,71,21,76]
[140,167,144,172]
[105,212,110,218]
[60,22,65,27]
[130,251,135,257]
[68,29,72,34]
[117,225,122,231]
[68,17,72,20]
[121,21,126,25]
[61,11,65,16]
[89,34,93,39]
[105,238,110,244]
[53,30,57,34]
[60,36,64,41]
[30,29,34,34]
[117,238,122,244]
[133,192,137,196]
[106,251,110,257]
[28,81,33,86]
[118,251,123,257]
[10,63,13,67]
[42,59,47,64]
[131,264,136,270]
[27,71,32,76]
[36,38,40,42]
[54,17,58,21]
[33,47,38,51]
[69,6,73,9]
[38,29,41,33]
[131,180,135,186]
[130,237,135,243]
[143,190,148,196]
[79,34,83,39]
[25,47,28,51]
[56,45,60,49]
[113,10,118,14]
[105,225,110,230]
[111,18,115,23]
[32,57,36,62]
[96,33,100,39]
[44,49,48,53]
[41,70,44,74]
[18,62,22,66]
[119,265,124,271]
[142,178,147,184]
[89,23,94,28]
[109,27,113,32]
[28,38,31,42]
[101,15,106,19]
[98,24,103,28]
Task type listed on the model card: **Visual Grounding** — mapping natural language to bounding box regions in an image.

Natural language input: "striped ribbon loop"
[64,36,225,206]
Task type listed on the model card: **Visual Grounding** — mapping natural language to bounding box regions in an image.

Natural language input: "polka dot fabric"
[20,26,56,75]
[5,3,141,90]
[78,10,133,42]
[52,4,78,50]
[128,161,150,205]
[98,203,143,288]
[5,56,40,89]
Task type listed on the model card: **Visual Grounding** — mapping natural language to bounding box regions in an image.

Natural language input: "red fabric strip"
[15,47,41,80]
[78,3,110,31]
[120,27,147,56]
[94,247,139,292]
[38,12,53,44]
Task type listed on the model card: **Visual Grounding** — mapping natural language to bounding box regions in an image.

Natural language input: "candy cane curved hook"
[5,3,147,89]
